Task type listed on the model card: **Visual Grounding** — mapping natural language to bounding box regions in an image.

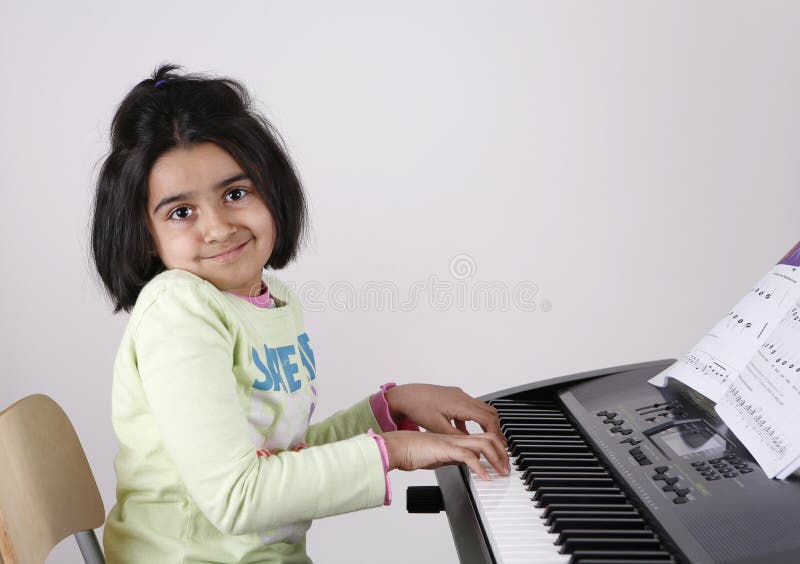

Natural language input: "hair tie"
[154,79,168,88]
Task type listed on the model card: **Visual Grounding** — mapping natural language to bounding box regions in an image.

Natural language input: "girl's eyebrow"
[152,173,250,214]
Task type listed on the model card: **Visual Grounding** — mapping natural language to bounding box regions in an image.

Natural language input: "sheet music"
[650,241,800,478]
[715,305,800,478]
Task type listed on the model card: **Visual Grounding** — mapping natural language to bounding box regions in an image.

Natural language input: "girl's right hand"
[381,430,510,480]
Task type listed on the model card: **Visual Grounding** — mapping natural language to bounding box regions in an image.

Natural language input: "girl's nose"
[201,208,237,244]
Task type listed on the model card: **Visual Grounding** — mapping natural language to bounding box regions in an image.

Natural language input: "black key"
[522,466,606,477]
[518,456,601,469]
[529,476,616,489]
[535,493,629,507]
[556,528,655,544]
[549,517,648,533]
[502,423,576,433]
[560,537,663,553]
[674,488,690,496]
[655,466,669,474]
[664,477,678,485]
[513,444,591,456]
[574,560,675,564]
[542,503,638,519]
[544,510,640,527]
[533,487,622,501]
[524,470,609,487]
[568,550,675,563]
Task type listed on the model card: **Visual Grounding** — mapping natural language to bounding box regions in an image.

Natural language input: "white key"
[466,454,569,564]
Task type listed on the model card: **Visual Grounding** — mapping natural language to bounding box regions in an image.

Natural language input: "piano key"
[574,560,675,564]
[466,455,570,564]
[555,529,656,543]
[549,517,649,533]
[461,403,678,564]
[532,487,623,502]
[516,448,592,458]
[535,493,629,507]
[568,550,675,563]
[527,477,615,489]
[499,414,569,421]
[541,503,639,519]
[560,538,663,552]
[518,457,601,469]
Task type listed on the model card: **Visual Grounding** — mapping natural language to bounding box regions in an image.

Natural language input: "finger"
[471,411,504,442]
[456,434,509,476]
[455,447,490,480]
[434,415,466,436]
[486,433,511,475]
[454,419,468,434]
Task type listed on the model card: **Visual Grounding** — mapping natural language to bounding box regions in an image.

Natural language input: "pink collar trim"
[226,281,275,309]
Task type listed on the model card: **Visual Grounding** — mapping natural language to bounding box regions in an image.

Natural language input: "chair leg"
[74,530,105,564]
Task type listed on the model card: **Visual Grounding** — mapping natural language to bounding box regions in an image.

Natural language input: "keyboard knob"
[406,486,444,513]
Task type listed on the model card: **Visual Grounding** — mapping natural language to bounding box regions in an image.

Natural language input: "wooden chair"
[0,394,105,564]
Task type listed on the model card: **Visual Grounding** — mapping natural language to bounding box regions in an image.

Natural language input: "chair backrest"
[0,394,105,564]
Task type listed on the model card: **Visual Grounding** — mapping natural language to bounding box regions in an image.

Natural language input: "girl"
[91,63,509,564]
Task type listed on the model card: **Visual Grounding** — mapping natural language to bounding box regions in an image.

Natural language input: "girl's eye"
[169,207,193,222]
[226,188,248,202]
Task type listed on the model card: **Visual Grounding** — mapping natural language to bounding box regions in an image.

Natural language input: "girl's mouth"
[206,239,249,262]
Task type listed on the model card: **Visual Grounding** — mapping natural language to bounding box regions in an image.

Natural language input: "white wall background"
[2,1,799,562]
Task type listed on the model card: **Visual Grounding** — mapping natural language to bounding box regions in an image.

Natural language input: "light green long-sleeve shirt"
[104,269,386,564]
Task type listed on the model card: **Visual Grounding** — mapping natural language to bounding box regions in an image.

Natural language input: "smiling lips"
[206,239,250,261]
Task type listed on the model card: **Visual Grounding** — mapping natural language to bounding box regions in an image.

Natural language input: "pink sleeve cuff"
[369,382,421,432]
[367,429,392,505]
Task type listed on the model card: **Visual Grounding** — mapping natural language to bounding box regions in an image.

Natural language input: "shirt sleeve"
[134,282,386,535]
[368,382,422,432]
[304,396,381,445]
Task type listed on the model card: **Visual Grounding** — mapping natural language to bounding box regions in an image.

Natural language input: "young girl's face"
[146,142,276,296]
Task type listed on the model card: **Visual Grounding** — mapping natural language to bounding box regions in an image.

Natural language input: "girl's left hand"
[384,384,506,445]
